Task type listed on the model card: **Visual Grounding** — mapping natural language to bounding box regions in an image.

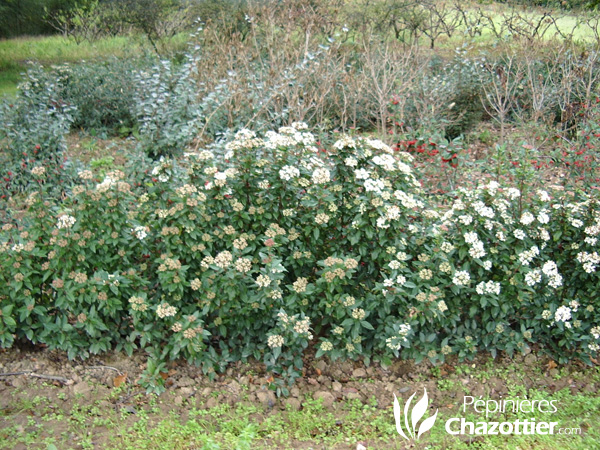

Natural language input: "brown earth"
[0,345,598,450]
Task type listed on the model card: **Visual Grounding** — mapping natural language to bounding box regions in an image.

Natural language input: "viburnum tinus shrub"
[425,182,600,364]
[0,170,149,357]
[2,125,600,394]
[136,126,428,390]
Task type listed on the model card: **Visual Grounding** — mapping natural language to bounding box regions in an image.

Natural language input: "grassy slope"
[0,33,188,97]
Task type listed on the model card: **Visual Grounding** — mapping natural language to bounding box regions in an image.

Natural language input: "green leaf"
[361,321,374,330]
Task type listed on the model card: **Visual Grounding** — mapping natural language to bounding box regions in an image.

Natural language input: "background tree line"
[0,0,247,40]
[2,0,600,41]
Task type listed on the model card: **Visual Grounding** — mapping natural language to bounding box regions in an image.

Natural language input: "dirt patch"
[0,346,598,449]
[65,133,133,167]
[0,346,597,412]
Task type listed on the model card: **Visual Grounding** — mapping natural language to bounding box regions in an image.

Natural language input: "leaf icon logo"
[393,389,438,441]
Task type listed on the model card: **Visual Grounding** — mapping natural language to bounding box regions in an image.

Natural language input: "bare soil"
[0,345,598,450]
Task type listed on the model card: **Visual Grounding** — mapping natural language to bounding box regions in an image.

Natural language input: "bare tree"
[479,55,524,145]
[361,37,422,138]
[453,2,485,39]
[503,8,556,43]
[518,50,559,125]
[419,1,461,49]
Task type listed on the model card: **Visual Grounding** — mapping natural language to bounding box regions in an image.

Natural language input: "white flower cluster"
[225,129,264,151]
[475,281,501,295]
[355,168,370,180]
[293,317,311,334]
[364,178,385,194]
[175,184,198,197]
[542,261,563,288]
[525,269,542,286]
[518,246,539,266]
[315,213,330,225]
[473,201,495,219]
[459,214,473,225]
[440,242,454,253]
[279,165,300,181]
[352,308,366,320]
[267,334,285,348]
[385,324,411,351]
[537,210,550,224]
[520,211,535,225]
[569,218,584,228]
[96,176,115,191]
[394,190,423,209]
[333,134,357,150]
[256,274,271,288]
[78,170,94,180]
[585,223,600,237]
[372,154,396,171]
[366,138,393,153]
[576,251,600,273]
[312,168,331,184]
[133,226,147,240]
[156,303,177,318]
[554,305,571,323]
[264,127,315,149]
[56,215,76,229]
[513,229,526,240]
[320,341,334,351]
[344,157,358,167]
[537,190,551,202]
[453,270,471,286]
[214,251,233,269]
[235,258,252,273]
[463,231,486,259]
[506,188,521,199]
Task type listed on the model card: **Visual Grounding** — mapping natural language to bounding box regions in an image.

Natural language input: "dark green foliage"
[54,57,153,135]
[0,0,88,38]
[0,65,76,197]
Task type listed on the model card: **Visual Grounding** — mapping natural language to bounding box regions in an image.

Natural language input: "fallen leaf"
[547,360,557,371]
[113,372,127,388]
[315,368,322,376]
[159,371,169,380]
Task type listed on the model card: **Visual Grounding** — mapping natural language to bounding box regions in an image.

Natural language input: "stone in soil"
[352,368,367,378]
[313,391,335,408]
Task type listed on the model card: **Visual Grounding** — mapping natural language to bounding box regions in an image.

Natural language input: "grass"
[1,363,599,450]
[0,33,189,97]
